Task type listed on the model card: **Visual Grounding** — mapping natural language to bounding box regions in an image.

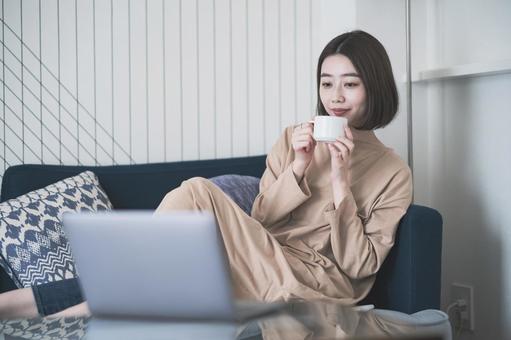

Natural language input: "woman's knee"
[184,176,211,186]
[157,177,212,212]
[181,177,215,193]
[162,177,208,198]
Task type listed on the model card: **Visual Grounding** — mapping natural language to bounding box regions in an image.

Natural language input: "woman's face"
[319,54,367,126]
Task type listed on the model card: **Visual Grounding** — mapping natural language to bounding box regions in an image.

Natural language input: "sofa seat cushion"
[209,175,260,215]
[0,171,112,288]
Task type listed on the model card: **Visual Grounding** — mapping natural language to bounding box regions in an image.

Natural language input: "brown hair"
[316,30,398,130]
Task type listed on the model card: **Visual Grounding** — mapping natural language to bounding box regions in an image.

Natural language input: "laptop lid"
[63,211,236,320]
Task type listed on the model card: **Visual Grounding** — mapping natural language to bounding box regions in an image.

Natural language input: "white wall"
[352,0,511,339]
[0,0,323,180]
[435,73,511,339]
[355,0,511,339]
[414,1,511,339]
[355,0,408,162]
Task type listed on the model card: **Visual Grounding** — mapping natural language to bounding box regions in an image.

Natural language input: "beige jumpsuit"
[156,126,412,305]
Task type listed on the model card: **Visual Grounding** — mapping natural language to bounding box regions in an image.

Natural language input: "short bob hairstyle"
[316,30,398,130]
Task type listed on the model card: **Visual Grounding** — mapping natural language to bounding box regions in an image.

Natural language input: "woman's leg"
[49,301,90,318]
[0,288,90,319]
[0,287,38,319]
[0,278,85,319]
[157,177,296,302]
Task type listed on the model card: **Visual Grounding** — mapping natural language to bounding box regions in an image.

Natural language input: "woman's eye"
[345,82,359,88]
[321,82,332,88]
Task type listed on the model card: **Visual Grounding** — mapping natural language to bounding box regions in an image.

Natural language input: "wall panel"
[180,0,199,161]
[0,0,318,186]
[146,0,165,163]
[111,0,131,165]
[262,0,281,150]
[129,0,148,164]
[197,0,215,160]
[214,0,232,158]
[163,0,182,162]
[247,0,264,156]
[279,0,297,130]
[231,0,248,157]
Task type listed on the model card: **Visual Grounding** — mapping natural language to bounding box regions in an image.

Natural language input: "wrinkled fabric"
[157,126,412,304]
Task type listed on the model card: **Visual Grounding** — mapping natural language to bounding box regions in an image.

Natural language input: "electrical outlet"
[451,283,474,331]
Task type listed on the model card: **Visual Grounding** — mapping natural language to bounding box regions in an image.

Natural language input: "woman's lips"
[331,108,349,116]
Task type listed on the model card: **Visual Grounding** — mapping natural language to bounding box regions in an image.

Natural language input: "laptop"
[62,211,285,322]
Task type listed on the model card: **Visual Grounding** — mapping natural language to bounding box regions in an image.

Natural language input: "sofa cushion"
[0,171,112,288]
[209,175,260,215]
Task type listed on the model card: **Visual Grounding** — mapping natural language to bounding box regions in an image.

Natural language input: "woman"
[0,30,411,318]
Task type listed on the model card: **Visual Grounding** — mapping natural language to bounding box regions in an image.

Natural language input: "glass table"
[0,301,451,340]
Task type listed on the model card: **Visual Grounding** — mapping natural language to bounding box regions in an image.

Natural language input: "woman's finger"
[329,142,350,160]
[296,121,314,129]
[293,128,313,140]
[295,140,314,151]
[296,134,314,144]
[338,143,349,159]
[336,137,355,152]
[303,125,314,135]
[327,143,336,155]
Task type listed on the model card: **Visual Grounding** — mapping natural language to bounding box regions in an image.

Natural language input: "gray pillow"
[209,175,260,215]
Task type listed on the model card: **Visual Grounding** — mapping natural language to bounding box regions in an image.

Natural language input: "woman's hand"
[291,121,316,180]
[327,126,354,206]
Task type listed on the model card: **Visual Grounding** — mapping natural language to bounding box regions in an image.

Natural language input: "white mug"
[313,116,347,142]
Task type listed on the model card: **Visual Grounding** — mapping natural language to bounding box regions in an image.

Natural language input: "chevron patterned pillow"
[0,171,112,288]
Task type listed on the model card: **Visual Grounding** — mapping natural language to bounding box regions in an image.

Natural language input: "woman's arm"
[326,166,413,279]
[0,286,90,319]
[326,126,355,209]
[251,126,313,227]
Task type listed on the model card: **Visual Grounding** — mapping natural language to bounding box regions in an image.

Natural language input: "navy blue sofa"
[0,155,442,314]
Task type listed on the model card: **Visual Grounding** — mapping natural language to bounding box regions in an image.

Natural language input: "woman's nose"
[331,88,345,103]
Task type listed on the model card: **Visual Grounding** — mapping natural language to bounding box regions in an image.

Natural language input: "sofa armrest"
[361,204,443,313]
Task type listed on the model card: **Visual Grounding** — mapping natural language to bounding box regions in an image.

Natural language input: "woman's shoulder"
[354,131,410,173]
[383,149,411,178]
[360,146,412,199]
[356,141,411,180]
[369,147,413,196]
